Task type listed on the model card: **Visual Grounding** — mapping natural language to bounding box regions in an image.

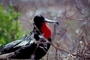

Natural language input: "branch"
[0,52,14,59]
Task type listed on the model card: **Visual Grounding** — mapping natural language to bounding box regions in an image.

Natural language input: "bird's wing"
[0,40,22,54]
[0,31,35,54]
[14,32,35,48]
[4,40,22,50]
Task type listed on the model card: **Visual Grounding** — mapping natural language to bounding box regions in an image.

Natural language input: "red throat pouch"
[41,22,51,39]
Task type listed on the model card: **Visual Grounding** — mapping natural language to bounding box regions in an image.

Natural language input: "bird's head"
[33,15,59,39]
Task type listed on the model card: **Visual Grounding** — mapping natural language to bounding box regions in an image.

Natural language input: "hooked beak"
[44,18,59,25]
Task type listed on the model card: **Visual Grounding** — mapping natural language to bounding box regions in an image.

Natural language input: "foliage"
[0,4,23,49]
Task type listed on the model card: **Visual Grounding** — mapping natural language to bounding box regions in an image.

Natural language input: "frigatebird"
[0,15,59,60]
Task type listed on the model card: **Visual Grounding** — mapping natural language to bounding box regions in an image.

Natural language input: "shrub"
[0,4,23,49]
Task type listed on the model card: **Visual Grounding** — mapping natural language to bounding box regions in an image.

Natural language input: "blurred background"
[0,0,90,60]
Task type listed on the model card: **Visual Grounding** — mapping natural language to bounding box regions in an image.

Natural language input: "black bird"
[0,15,59,60]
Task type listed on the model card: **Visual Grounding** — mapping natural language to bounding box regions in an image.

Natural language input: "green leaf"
[0,4,24,49]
